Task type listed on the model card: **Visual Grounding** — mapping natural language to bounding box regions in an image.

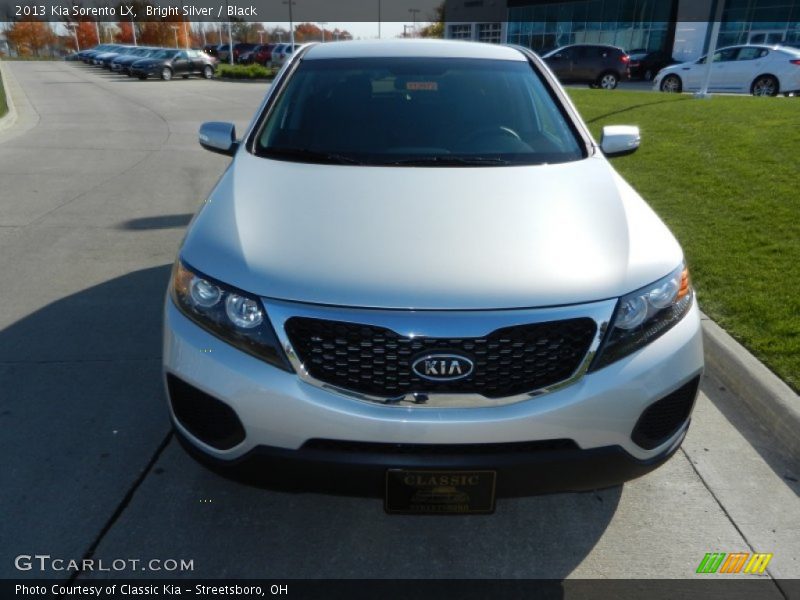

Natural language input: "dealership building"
[444,0,800,61]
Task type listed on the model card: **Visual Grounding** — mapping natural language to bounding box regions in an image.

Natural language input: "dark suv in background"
[543,44,630,89]
[627,49,678,80]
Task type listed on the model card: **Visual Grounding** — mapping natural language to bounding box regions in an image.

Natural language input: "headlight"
[590,263,693,371]
[169,260,292,372]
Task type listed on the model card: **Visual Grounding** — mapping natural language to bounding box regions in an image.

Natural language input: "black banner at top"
[2,0,800,23]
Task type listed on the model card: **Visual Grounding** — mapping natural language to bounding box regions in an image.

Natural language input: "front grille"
[631,377,700,450]
[284,317,597,399]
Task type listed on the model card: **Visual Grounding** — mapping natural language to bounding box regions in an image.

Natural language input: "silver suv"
[164,40,703,512]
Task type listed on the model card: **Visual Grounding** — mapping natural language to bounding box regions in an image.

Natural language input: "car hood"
[660,61,693,74]
[180,152,683,310]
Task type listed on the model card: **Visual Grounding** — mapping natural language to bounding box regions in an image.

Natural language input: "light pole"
[170,25,179,48]
[131,17,137,46]
[94,21,100,45]
[318,22,327,42]
[227,19,233,64]
[378,0,381,38]
[258,29,264,44]
[283,0,296,48]
[409,9,420,37]
[697,0,726,99]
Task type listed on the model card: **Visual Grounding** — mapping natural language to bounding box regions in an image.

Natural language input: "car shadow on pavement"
[117,213,193,230]
[0,265,174,579]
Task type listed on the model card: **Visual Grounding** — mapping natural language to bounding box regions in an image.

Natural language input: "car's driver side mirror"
[600,125,641,158]
[199,122,238,156]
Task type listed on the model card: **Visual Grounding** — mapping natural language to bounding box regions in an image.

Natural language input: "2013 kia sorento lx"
[163,40,703,512]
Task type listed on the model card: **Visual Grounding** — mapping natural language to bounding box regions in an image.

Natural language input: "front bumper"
[175,424,689,497]
[163,295,703,479]
[131,65,160,77]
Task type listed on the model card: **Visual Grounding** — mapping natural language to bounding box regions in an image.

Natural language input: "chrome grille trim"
[263,298,616,408]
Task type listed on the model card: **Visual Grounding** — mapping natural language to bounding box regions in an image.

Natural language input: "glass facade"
[507,0,675,54]
[718,0,800,47]
[449,24,473,39]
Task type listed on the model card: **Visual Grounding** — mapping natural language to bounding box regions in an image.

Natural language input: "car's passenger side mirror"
[199,122,238,156]
[600,125,641,158]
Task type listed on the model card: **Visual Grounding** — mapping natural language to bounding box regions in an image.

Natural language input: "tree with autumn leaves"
[4,21,57,56]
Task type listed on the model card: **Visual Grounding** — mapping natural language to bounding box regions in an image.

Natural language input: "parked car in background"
[110,47,158,73]
[169,40,703,503]
[252,43,277,66]
[203,44,219,57]
[130,49,216,81]
[270,43,299,68]
[92,45,128,66]
[79,44,114,64]
[217,43,231,62]
[239,44,276,65]
[627,49,678,80]
[233,43,258,63]
[543,44,630,89]
[654,44,800,96]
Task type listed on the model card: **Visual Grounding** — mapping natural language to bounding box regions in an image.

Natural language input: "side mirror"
[199,122,238,156]
[600,125,640,158]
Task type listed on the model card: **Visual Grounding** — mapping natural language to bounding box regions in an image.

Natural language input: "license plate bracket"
[385,469,497,514]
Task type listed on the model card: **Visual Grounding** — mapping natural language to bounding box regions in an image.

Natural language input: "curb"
[701,313,800,461]
[0,61,19,132]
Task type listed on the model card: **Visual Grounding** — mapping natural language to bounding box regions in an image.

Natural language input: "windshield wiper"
[383,156,510,166]
[261,147,365,165]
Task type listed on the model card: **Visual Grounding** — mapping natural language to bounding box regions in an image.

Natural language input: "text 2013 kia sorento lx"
[163,40,703,512]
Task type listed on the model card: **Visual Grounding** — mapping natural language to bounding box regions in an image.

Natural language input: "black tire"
[644,68,654,81]
[751,75,779,97]
[597,71,619,90]
[137,74,147,80]
[660,74,682,93]
[161,67,173,81]
[202,65,214,79]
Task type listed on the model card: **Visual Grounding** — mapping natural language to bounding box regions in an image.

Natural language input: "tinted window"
[737,47,768,60]
[713,48,739,62]
[256,57,584,166]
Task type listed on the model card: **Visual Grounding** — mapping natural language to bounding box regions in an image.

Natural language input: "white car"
[654,44,800,96]
[165,40,703,509]
[269,43,300,69]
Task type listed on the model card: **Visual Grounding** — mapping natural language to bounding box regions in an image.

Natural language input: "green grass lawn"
[0,66,7,119]
[568,89,799,391]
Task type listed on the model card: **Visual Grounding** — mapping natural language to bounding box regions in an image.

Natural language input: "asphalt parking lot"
[1,61,799,586]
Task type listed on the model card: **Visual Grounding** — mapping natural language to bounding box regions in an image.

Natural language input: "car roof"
[560,43,623,50]
[303,39,526,61]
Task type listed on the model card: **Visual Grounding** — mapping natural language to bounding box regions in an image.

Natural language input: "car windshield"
[151,50,177,59]
[255,57,584,166]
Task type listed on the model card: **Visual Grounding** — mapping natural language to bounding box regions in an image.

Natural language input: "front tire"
[137,74,147,80]
[161,67,173,81]
[202,65,214,79]
[598,72,619,90]
[660,74,682,93]
[751,75,778,97]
